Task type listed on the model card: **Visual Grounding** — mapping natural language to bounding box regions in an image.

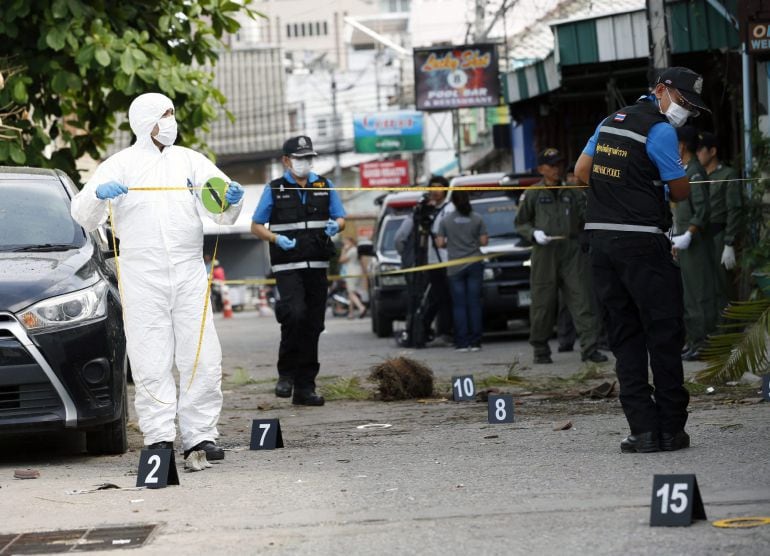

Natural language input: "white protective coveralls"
[71,93,242,450]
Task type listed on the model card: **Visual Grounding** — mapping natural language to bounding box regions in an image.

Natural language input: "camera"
[413,194,437,233]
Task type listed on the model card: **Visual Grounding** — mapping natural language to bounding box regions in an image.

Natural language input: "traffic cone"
[222,284,233,319]
[257,286,274,317]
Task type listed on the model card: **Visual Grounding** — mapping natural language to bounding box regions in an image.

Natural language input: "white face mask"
[155,116,177,146]
[663,89,691,128]
[291,157,313,178]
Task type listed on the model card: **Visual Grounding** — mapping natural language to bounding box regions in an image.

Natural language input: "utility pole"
[646,0,671,78]
[331,71,342,187]
[332,11,342,187]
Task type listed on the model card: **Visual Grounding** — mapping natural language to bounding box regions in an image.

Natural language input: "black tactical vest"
[586,99,672,232]
[268,176,335,270]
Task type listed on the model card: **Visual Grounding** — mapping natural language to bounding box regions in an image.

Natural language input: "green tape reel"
[201,177,230,213]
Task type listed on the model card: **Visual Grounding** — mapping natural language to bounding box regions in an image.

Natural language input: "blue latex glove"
[225,181,244,204]
[325,218,340,237]
[95,181,128,200]
[275,235,296,251]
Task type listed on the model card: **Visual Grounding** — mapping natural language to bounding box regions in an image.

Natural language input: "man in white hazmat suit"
[71,92,243,463]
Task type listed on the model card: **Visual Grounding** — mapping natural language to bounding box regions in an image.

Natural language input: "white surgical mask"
[291,157,313,178]
[663,89,691,128]
[155,116,178,146]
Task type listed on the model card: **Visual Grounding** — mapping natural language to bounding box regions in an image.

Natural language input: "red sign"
[360,160,410,188]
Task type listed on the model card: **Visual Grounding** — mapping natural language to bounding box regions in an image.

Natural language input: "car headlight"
[379,263,406,286]
[17,281,108,331]
[380,263,401,273]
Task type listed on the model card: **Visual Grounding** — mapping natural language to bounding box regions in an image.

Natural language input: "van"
[365,172,540,337]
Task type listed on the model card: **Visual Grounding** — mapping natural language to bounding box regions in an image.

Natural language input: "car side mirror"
[97,226,119,258]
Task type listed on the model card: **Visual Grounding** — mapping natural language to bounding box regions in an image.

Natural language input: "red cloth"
[212,266,225,280]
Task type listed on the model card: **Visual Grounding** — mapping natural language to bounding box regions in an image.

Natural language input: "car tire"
[86,379,128,455]
[374,310,393,338]
[370,297,379,334]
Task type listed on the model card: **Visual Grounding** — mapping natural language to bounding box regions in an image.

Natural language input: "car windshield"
[0,178,85,251]
[472,198,520,239]
[378,215,407,258]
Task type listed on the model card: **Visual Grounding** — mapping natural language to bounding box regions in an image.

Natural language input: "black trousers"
[589,231,689,434]
[274,268,327,393]
[424,268,453,337]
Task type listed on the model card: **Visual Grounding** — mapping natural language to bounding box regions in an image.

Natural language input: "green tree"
[0,0,260,182]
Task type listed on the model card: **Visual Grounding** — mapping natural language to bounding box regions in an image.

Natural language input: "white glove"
[721,245,736,270]
[671,231,692,251]
[533,230,551,245]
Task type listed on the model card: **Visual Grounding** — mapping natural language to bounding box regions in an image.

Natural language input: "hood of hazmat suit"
[70,92,243,451]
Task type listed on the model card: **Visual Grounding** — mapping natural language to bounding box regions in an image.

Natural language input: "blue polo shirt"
[251,170,346,224]
[582,95,686,182]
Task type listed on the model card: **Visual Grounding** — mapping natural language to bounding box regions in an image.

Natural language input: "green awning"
[502,53,561,104]
[552,1,739,67]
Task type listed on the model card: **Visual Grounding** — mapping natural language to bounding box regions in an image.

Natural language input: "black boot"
[147,441,174,450]
[620,431,660,453]
[292,391,325,406]
[275,376,294,398]
[184,440,224,461]
[660,430,690,451]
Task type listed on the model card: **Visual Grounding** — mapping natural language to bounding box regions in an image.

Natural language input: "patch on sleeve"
[613,113,627,122]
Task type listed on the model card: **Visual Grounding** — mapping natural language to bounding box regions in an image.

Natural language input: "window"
[316,22,321,35]
[286,24,292,38]
[293,23,298,37]
[323,21,328,35]
[301,23,306,36]
[317,117,328,138]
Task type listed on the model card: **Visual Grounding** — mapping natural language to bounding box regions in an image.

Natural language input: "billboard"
[413,44,500,111]
[353,111,424,153]
[360,160,410,188]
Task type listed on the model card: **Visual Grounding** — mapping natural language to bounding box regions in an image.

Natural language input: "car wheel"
[374,310,393,338]
[86,379,128,455]
[370,297,379,334]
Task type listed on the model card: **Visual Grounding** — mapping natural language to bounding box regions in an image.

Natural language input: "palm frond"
[696,298,770,384]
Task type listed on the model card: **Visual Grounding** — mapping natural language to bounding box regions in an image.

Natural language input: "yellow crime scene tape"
[712,517,770,528]
[109,174,763,403]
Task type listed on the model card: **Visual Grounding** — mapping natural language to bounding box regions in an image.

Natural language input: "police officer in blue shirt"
[251,136,346,406]
[574,67,710,453]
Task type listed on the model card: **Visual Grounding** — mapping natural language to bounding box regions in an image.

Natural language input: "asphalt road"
[0,310,768,555]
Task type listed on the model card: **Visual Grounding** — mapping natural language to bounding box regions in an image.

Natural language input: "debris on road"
[580,381,616,399]
[369,356,434,400]
[14,469,40,479]
[184,450,210,472]
[477,387,501,402]
[356,423,392,430]
[553,420,573,431]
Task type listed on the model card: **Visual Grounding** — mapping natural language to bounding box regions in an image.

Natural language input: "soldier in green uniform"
[671,126,715,360]
[515,148,608,364]
[696,132,743,320]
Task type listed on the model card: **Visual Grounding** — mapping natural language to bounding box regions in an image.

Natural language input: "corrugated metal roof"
[507,0,645,64]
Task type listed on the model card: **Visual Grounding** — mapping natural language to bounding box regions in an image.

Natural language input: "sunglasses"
[666,87,700,117]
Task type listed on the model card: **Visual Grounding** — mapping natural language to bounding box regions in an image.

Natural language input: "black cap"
[698,131,718,150]
[537,147,563,166]
[656,67,711,114]
[282,135,317,157]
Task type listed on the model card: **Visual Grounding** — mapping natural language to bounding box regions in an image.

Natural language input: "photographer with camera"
[394,176,453,348]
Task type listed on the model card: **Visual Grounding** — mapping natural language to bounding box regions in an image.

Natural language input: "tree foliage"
[0,0,259,182]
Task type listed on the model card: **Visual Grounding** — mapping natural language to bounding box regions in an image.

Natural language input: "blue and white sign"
[353,111,424,153]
